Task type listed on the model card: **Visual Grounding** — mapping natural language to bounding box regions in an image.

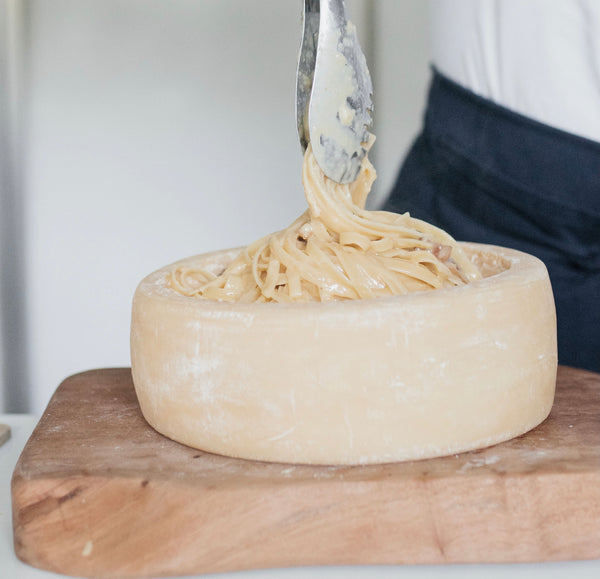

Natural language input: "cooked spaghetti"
[170,145,481,303]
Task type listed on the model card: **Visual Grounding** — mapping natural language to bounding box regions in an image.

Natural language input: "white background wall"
[0,0,430,414]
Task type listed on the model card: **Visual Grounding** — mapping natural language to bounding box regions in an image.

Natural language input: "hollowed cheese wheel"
[130,243,557,465]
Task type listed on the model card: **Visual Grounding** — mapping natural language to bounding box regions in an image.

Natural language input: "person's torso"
[430,0,600,143]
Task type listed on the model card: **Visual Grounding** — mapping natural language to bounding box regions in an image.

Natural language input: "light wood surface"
[11,366,600,578]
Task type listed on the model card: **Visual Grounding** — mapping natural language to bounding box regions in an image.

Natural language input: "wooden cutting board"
[12,366,600,578]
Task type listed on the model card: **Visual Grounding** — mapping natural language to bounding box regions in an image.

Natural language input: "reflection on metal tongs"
[296,0,373,184]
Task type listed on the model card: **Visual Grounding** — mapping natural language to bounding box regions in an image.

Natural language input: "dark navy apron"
[384,69,600,372]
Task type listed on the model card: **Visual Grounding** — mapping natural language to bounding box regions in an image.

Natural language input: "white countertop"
[1,414,599,579]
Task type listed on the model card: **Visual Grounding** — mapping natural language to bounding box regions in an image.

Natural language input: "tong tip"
[296,0,374,184]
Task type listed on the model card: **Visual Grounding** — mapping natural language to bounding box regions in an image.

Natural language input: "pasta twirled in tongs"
[170,144,481,303]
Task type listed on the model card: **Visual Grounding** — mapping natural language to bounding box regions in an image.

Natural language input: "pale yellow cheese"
[130,243,557,465]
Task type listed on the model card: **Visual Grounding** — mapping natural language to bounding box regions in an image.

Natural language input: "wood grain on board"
[11,366,600,578]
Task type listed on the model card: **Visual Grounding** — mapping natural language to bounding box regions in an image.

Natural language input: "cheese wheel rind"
[130,243,557,465]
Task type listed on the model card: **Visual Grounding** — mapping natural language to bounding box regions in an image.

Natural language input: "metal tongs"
[296,0,373,184]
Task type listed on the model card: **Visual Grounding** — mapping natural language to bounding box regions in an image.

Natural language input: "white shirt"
[430,0,600,144]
